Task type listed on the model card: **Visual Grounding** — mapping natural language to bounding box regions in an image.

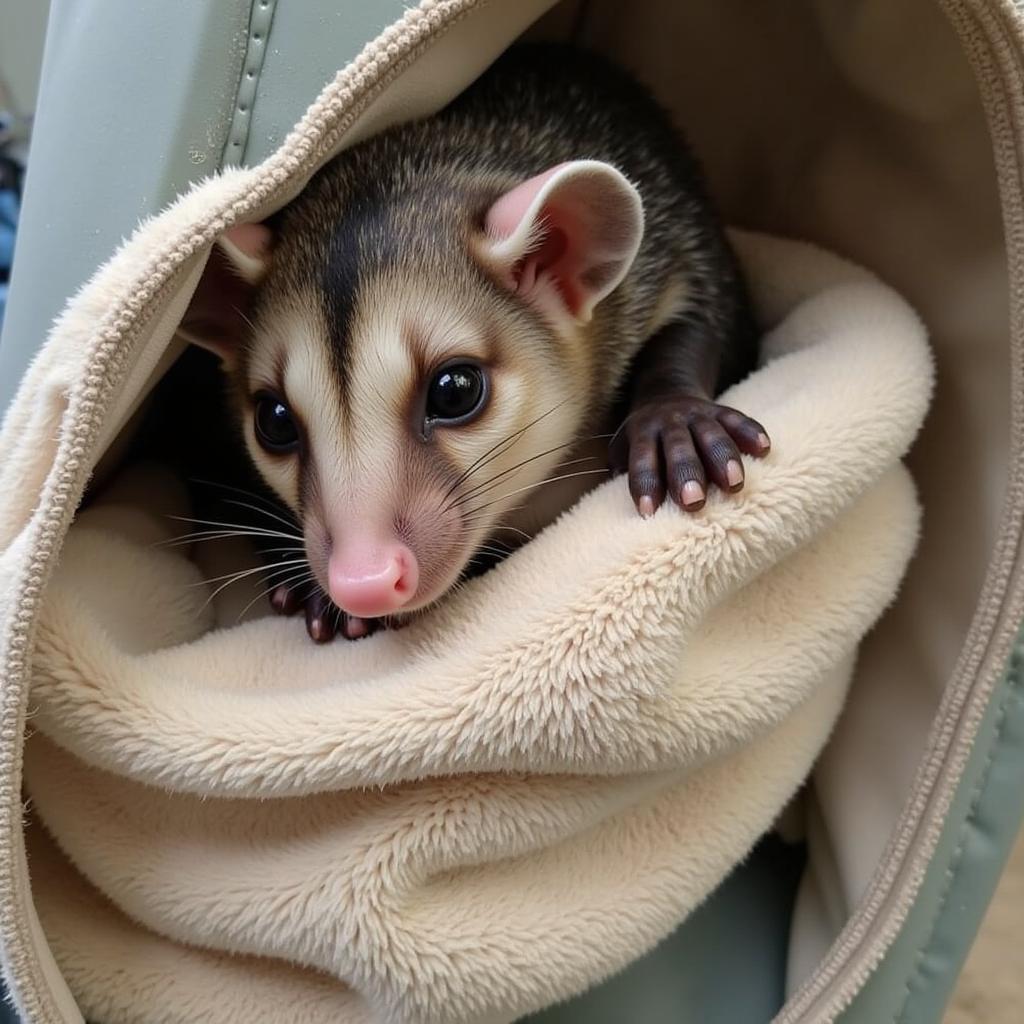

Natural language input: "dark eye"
[425,364,487,425]
[253,393,300,453]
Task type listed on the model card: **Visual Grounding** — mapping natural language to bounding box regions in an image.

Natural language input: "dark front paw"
[613,396,770,516]
[269,584,378,643]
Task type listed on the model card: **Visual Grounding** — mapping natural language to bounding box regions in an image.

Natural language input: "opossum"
[179,43,769,642]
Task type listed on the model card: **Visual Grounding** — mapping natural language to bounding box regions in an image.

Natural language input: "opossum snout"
[327,540,419,619]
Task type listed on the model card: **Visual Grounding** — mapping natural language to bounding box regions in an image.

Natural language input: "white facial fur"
[239,270,589,615]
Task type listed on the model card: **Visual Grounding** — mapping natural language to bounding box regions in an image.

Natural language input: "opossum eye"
[425,363,487,426]
[253,392,300,453]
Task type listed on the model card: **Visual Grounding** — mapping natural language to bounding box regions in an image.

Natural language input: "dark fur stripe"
[321,210,365,416]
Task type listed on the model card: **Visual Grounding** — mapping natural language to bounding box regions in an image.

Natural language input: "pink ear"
[218,222,273,284]
[481,160,644,326]
[177,223,273,365]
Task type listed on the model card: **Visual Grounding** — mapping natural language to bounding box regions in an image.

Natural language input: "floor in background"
[946,826,1024,1022]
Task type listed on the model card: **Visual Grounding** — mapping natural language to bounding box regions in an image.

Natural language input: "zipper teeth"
[0,2,487,1021]
[776,0,1024,1020]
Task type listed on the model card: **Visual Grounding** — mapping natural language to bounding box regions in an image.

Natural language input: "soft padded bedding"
[19,231,931,1023]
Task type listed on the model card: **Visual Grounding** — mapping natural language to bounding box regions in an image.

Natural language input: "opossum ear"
[218,223,273,284]
[178,224,273,367]
[480,160,644,326]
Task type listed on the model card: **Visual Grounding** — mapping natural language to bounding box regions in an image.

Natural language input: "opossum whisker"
[488,524,533,543]
[447,431,612,512]
[458,468,610,521]
[188,480,302,539]
[447,451,601,513]
[448,443,589,508]
[442,399,569,502]
[196,569,289,615]
[236,568,316,622]
[166,514,303,542]
[220,497,301,533]
[255,544,309,557]
[330,601,344,630]
[156,527,304,549]
[238,579,315,623]
[158,529,263,548]
[256,566,316,598]
[188,478,293,517]
[609,409,650,454]
[192,557,309,592]
[473,543,514,559]
[158,530,301,551]
[198,559,312,616]
[153,528,301,552]
[234,306,258,335]
[465,540,518,576]
[461,504,528,529]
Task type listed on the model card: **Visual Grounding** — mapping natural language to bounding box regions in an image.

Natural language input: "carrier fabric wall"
[0,2,1023,1023]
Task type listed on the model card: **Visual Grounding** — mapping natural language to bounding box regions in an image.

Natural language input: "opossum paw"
[304,591,339,643]
[615,395,770,516]
[270,583,305,616]
[270,584,378,642]
[340,614,374,640]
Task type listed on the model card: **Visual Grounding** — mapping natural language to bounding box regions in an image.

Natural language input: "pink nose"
[327,542,419,618]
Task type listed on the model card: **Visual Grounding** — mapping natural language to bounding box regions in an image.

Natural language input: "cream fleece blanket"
[12,229,930,1024]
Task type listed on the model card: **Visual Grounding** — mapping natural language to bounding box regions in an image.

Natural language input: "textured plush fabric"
[17,231,930,1023]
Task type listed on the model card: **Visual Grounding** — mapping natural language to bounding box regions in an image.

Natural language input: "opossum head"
[180,160,643,620]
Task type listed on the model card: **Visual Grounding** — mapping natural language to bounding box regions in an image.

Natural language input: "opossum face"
[181,161,642,620]
[239,273,588,619]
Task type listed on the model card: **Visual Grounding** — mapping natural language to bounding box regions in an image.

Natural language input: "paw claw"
[308,616,334,643]
[621,394,767,514]
[270,584,303,616]
[342,615,372,640]
[272,583,383,644]
[681,480,706,509]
